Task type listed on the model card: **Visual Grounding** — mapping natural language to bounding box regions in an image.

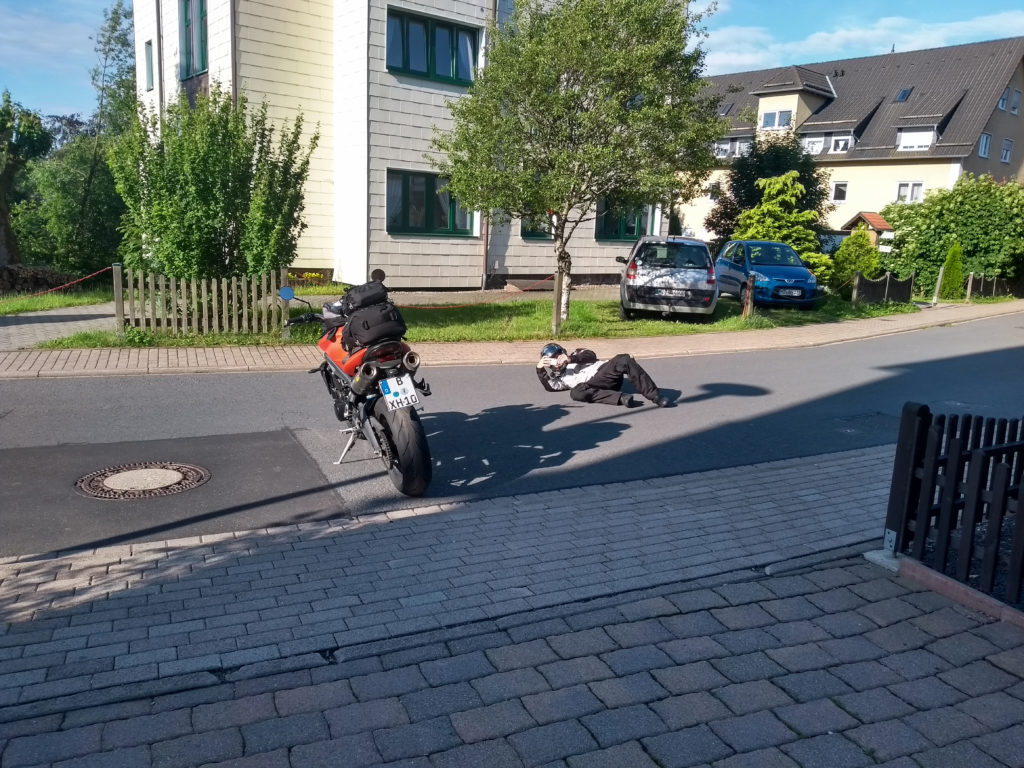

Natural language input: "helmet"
[540,343,566,359]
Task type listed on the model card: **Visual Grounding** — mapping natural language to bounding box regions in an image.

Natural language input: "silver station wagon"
[616,235,719,320]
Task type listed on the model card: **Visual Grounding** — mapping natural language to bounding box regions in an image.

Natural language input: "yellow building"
[680,38,1024,249]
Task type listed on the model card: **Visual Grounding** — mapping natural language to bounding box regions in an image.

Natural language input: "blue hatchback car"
[714,240,821,308]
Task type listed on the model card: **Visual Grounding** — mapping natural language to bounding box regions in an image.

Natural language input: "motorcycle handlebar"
[286,312,323,326]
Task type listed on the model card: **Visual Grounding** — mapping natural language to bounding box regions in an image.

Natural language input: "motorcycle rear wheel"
[371,398,432,496]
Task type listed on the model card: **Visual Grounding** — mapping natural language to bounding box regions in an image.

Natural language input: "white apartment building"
[132,0,666,288]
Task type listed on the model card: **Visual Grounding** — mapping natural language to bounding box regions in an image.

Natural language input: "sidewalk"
[2,443,1024,766]
[1,297,1023,378]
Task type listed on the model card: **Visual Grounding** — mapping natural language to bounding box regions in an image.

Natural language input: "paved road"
[2,298,1024,766]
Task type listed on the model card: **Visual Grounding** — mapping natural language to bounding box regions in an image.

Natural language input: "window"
[713,140,730,158]
[387,10,477,85]
[894,87,913,102]
[830,135,852,153]
[831,182,848,202]
[144,40,154,91]
[595,198,650,241]
[760,110,792,130]
[998,88,1010,110]
[1001,139,1014,164]
[897,128,934,151]
[801,136,824,154]
[979,133,991,158]
[521,215,552,240]
[386,170,472,235]
[896,182,924,202]
[719,102,734,117]
[1013,90,1022,115]
[708,182,722,201]
[180,0,207,79]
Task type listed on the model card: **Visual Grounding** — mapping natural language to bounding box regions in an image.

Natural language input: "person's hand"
[538,356,558,370]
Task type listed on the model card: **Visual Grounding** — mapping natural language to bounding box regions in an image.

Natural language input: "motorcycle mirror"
[278,286,295,301]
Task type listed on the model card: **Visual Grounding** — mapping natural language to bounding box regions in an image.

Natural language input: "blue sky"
[3,0,1024,117]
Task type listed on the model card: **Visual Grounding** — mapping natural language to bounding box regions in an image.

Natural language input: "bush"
[830,226,881,297]
[938,242,965,301]
[801,252,833,286]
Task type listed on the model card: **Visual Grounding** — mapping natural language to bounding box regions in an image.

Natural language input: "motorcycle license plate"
[379,375,419,411]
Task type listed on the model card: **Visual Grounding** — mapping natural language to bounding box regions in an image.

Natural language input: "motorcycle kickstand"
[334,427,359,465]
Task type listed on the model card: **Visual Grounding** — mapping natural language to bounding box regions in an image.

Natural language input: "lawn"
[38,294,920,349]
[0,289,115,316]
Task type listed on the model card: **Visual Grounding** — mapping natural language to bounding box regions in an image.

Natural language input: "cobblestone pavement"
[2,444,1024,766]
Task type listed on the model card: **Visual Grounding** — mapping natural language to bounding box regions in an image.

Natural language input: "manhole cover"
[75,462,211,500]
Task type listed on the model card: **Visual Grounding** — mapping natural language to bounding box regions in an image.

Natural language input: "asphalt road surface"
[1,313,1023,556]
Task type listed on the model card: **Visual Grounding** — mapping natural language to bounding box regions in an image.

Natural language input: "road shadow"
[420,403,628,492]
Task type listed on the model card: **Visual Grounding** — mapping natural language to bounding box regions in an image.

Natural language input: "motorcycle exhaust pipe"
[403,350,420,374]
[350,361,379,395]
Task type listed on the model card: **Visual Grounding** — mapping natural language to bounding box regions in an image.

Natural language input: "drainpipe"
[479,0,498,290]
[155,0,165,114]
[229,0,238,105]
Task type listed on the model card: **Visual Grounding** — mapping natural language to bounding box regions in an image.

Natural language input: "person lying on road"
[535,343,671,408]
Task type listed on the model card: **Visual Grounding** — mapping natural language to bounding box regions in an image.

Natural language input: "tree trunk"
[551,241,572,336]
[0,188,20,267]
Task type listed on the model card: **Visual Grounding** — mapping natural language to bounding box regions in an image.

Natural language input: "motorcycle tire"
[371,398,432,496]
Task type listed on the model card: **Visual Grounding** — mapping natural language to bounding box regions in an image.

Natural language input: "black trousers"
[569,354,660,405]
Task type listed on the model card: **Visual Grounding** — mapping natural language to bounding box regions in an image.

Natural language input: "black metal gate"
[884,402,1024,605]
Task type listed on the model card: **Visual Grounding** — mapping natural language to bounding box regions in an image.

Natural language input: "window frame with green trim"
[386,170,474,236]
[595,198,653,241]
[180,0,208,80]
[386,9,478,86]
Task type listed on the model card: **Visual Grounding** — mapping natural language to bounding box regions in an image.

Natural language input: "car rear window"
[749,244,803,266]
[637,243,710,269]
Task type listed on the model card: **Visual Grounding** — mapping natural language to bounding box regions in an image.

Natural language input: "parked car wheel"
[619,303,634,320]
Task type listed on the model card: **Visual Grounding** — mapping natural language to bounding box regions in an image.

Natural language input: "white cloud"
[704,10,1024,73]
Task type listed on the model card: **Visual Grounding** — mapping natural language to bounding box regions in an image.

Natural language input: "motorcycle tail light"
[365,341,404,363]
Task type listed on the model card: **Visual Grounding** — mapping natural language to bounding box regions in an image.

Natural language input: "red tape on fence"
[393,274,556,310]
[0,265,113,304]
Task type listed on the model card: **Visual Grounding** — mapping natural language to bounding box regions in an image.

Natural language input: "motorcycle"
[279,286,433,496]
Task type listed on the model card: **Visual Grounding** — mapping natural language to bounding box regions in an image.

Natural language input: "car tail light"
[625,262,637,281]
[706,263,717,284]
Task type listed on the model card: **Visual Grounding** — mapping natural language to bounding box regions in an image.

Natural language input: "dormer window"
[761,110,792,130]
[801,136,824,154]
[719,102,734,117]
[830,135,852,153]
[897,128,934,151]
[894,87,913,102]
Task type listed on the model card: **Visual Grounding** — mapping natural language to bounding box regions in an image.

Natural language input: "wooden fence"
[884,402,1024,606]
[851,271,914,305]
[966,273,1022,300]
[112,264,290,334]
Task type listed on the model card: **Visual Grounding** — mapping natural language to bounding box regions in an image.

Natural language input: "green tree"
[881,173,1024,293]
[732,171,821,249]
[432,0,723,334]
[0,92,53,266]
[938,242,965,301]
[110,86,319,278]
[705,131,832,253]
[11,1,134,273]
[831,224,881,296]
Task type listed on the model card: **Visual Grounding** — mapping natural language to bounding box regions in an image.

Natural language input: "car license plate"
[778,288,802,297]
[379,375,419,411]
[655,288,690,298]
